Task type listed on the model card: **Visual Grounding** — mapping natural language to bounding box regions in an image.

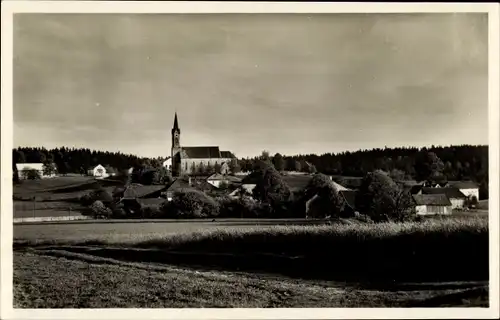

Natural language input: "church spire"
[172,112,180,134]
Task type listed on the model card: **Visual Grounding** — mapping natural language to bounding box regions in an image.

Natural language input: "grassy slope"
[14,251,483,308]
[15,217,489,283]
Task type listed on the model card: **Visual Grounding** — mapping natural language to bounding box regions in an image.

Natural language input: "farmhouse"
[445,181,480,200]
[16,163,55,179]
[88,164,109,179]
[170,113,237,177]
[412,194,452,215]
[420,187,466,209]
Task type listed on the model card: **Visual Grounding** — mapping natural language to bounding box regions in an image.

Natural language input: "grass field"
[13,176,104,217]
[13,217,489,307]
[14,251,487,308]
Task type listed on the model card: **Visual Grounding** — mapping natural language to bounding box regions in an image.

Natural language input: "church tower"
[171,112,182,176]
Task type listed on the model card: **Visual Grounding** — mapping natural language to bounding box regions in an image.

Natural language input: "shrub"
[216,195,260,218]
[22,169,41,180]
[141,205,162,218]
[90,200,112,218]
[169,189,219,218]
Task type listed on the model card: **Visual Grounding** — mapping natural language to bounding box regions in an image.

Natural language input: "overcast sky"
[13,13,488,158]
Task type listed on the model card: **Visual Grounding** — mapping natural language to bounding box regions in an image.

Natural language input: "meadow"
[13,216,489,307]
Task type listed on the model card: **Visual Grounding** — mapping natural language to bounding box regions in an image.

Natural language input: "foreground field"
[14,217,489,307]
[14,251,488,308]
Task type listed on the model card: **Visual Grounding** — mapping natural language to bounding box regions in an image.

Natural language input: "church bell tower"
[171,112,182,176]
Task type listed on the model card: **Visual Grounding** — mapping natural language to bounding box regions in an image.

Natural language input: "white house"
[412,194,453,215]
[446,181,480,200]
[16,163,55,179]
[163,157,172,170]
[228,184,256,199]
[88,164,109,179]
[207,173,242,188]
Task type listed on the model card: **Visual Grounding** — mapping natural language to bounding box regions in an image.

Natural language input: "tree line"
[13,144,488,189]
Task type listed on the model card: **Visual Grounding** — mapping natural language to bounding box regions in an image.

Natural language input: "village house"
[87,164,109,179]
[412,194,453,215]
[16,163,56,179]
[445,181,480,200]
[207,173,242,188]
[419,187,467,209]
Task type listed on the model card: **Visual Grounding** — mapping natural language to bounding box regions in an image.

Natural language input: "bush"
[216,195,260,218]
[141,205,162,218]
[90,200,112,218]
[168,190,220,218]
[22,169,41,180]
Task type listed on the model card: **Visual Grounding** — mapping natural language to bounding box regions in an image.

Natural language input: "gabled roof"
[413,194,452,206]
[123,184,167,199]
[340,190,357,209]
[182,146,221,159]
[446,181,479,189]
[16,163,44,171]
[207,173,242,182]
[220,151,236,159]
[421,187,466,199]
[165,178,192,192]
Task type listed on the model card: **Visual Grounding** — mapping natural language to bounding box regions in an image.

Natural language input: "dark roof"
[137,198,166,206]
[408,185,423,194]
[421,187,466,199]
[182,146,221,159]
[340,190,357,209]
[282,175,313,192]
[220,151,235,159]
[207,173,242,182]
[447,181,479,189]
[123,184,167,199]
[165,178,192,192]
[413,194,452,206]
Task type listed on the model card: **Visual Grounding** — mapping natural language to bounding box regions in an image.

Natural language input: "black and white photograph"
[1,1,499,319]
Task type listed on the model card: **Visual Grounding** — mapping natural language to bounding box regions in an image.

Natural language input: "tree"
[42,162,56,176]
[294,160,302,172]
[308,164,317,174]
[389,169,406,181]
[198,162,206,175]
[356,170,414,222]
[272,153,285,172]
[153,166,173,185]
[22,169,41,180]
[229,159,241,174]
[304,174,346,219]
[214,162,222,174]
[206,163,215,175]
[190,162,196,175]
[261,150,271,162]
[252,163,292,209]
[414,151,444,182]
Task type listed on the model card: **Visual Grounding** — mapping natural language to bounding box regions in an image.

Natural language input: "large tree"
[414,151,445,182]
[272,153,285,172]
[252,163,292,207]
[356,170,414,222]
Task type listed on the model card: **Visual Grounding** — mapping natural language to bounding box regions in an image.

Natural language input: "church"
[171,113,236,177]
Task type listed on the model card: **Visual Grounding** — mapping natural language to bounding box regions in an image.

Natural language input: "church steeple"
[172,112,180,134]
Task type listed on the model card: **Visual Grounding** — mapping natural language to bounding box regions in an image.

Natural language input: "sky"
[13,13,489,158]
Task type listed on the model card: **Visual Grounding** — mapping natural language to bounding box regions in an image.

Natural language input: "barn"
[412,194,453,216]
[420,187,466,209]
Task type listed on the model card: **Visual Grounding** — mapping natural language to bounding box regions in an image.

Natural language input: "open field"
[13,217,489,307]
[14,251,487,308]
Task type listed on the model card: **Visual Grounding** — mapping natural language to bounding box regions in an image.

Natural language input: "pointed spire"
[173,112,179,130]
